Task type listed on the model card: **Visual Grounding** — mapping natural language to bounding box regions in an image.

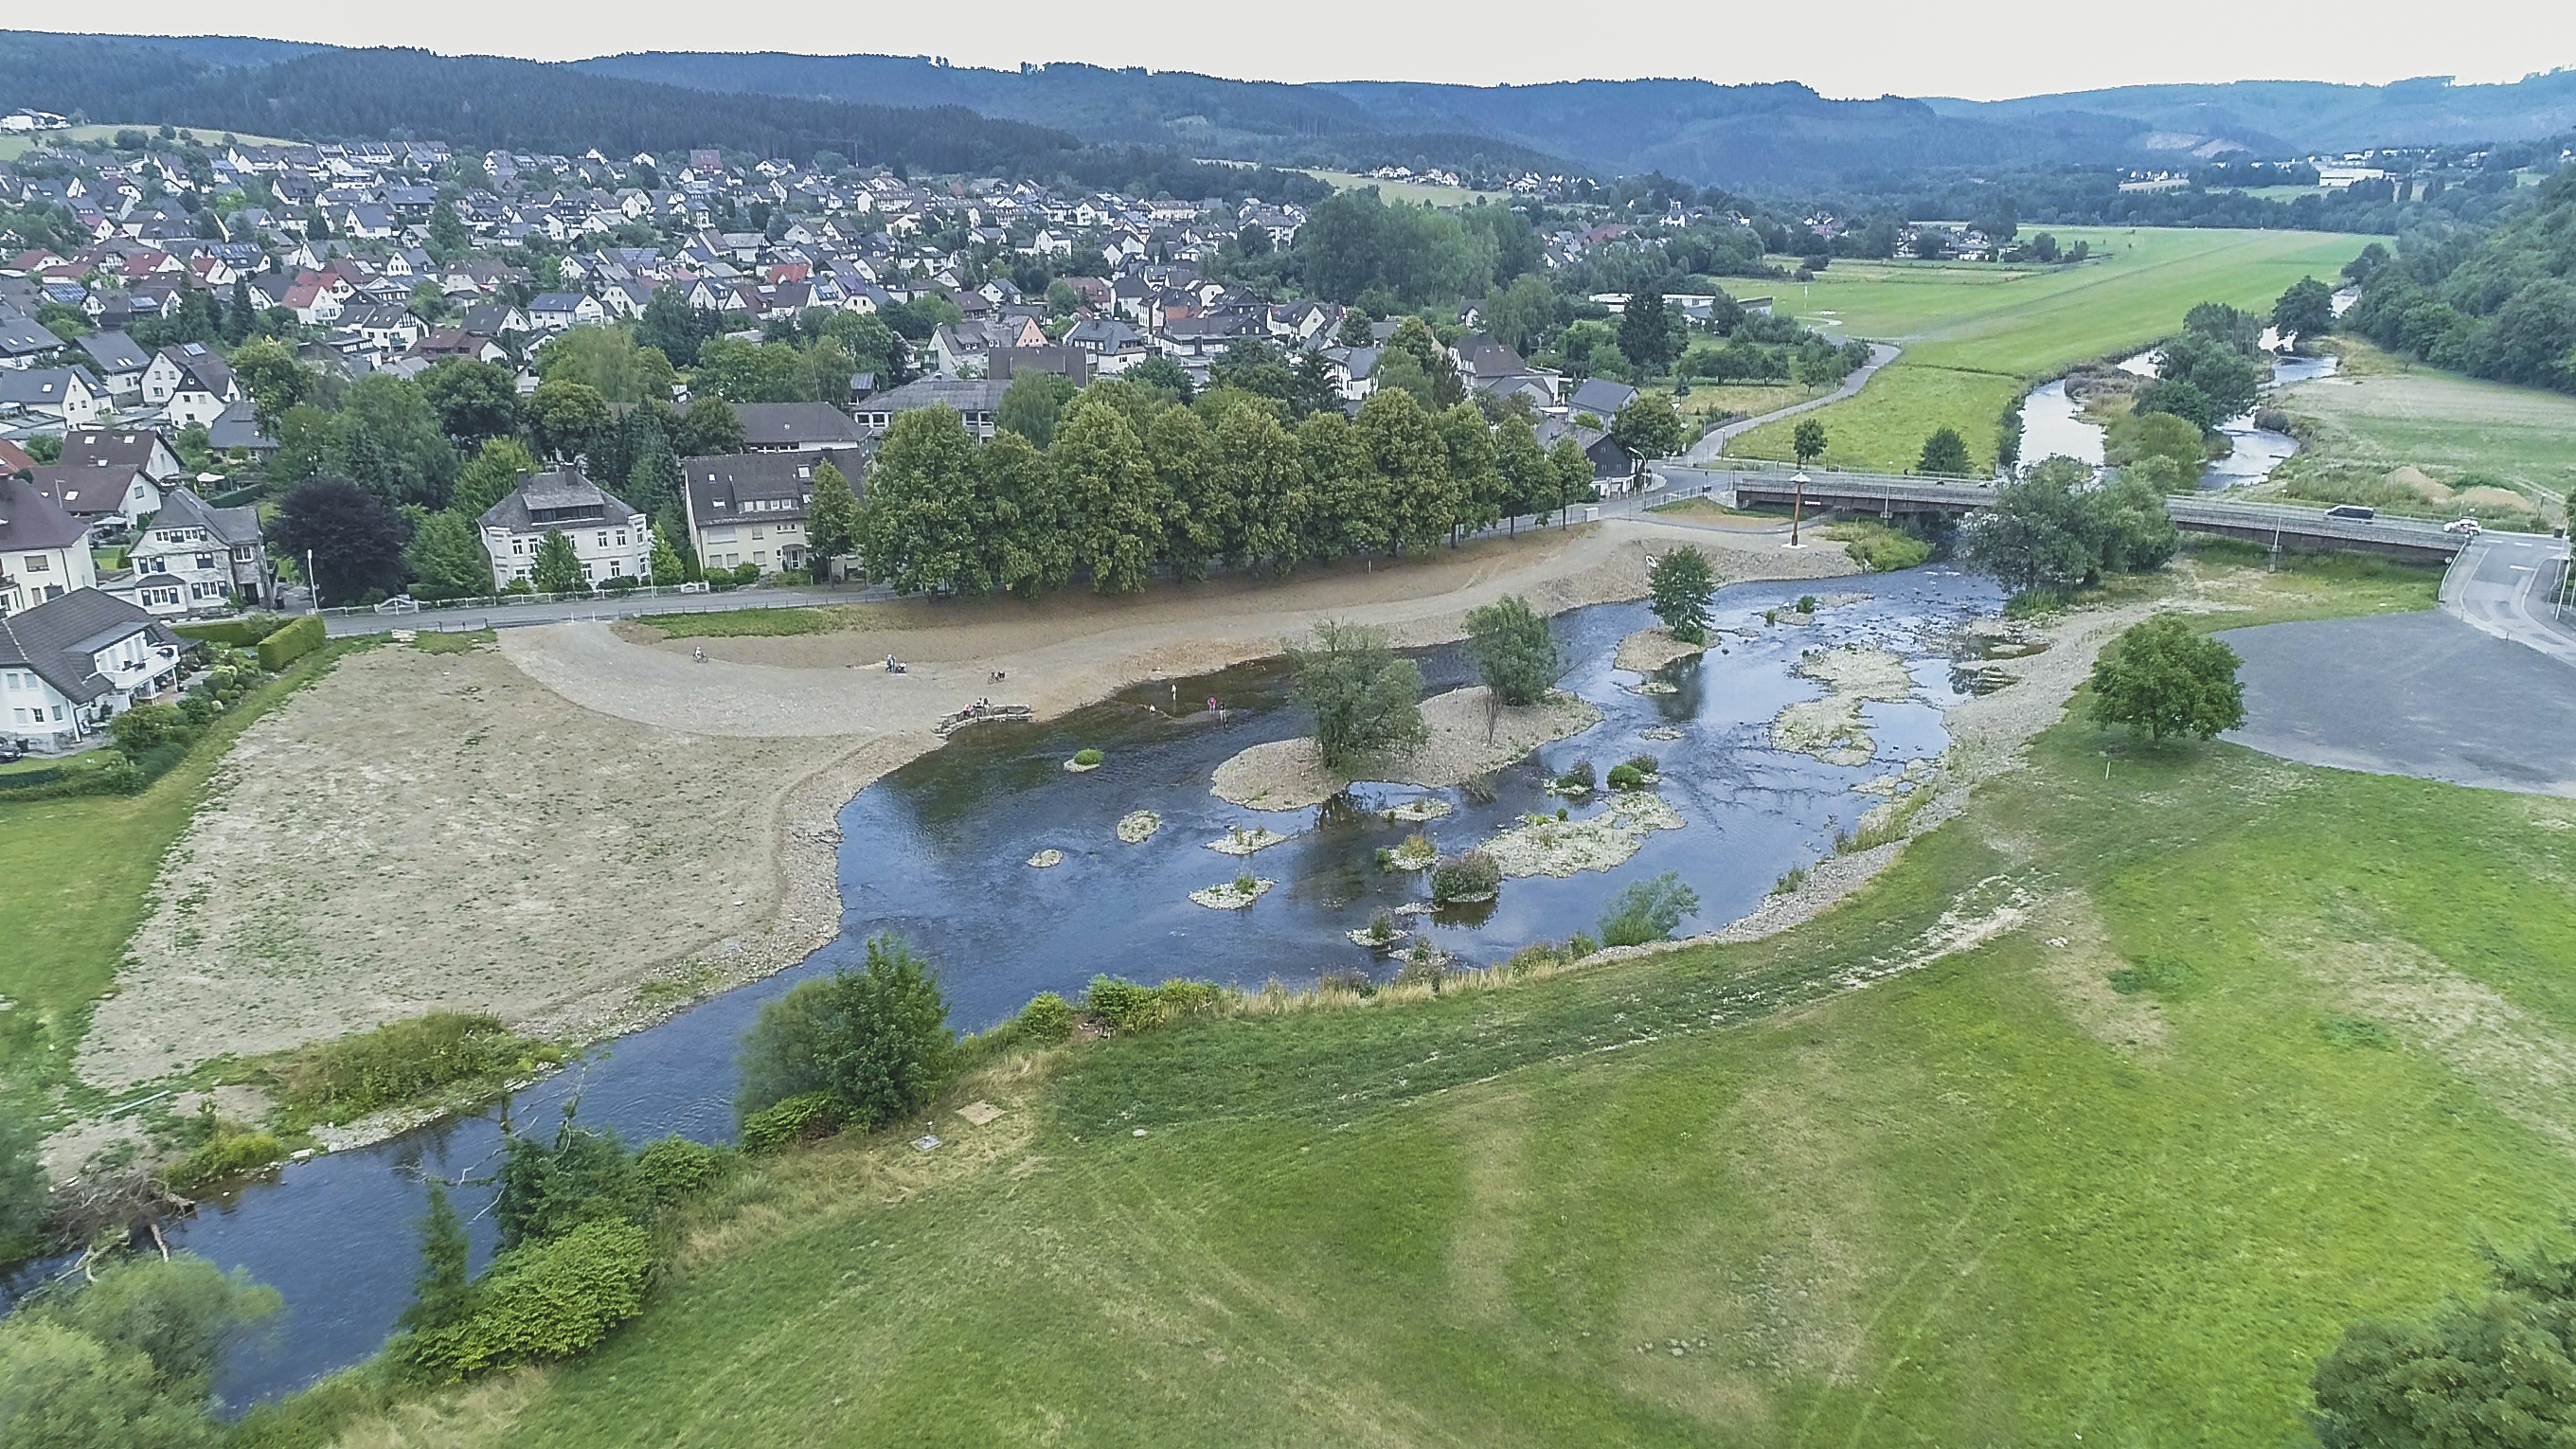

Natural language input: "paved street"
[2442,530,2576,667]
[1685,343,1901,463]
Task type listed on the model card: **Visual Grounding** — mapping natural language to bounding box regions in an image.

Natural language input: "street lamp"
[1790,472,1809,547]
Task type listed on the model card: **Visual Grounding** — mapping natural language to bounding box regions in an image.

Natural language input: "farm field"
[1299,169,1508,206]
[307,556,2576,1449]
[0,123,295,160]
[1726,227,2368,473]
[2263,338,2576,519]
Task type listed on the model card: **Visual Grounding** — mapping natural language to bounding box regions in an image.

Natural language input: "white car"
[2442,518,2483,536]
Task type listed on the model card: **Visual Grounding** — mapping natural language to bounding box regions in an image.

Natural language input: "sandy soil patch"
[1771,645,1916,765]
[1190,878,1275,909]
[79,644,913,1089]
[1213,686,1602,810]
[1207,827,1292,856]
[1616,626,1707,673]
[1385,796,1452,823]
[1479,793,1686,878]
[1027,849,1064,868]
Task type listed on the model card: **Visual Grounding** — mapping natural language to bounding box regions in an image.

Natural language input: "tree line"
[2338,167,2576,394]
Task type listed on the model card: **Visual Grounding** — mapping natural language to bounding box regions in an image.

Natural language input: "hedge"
[256,616,326,671]
[174,615,292,648]
[405,1219,655,1378]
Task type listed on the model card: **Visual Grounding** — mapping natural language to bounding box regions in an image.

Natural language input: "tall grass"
[270,1013,563,1125]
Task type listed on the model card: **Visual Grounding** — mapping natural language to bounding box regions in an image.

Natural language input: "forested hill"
[1931,73,2576,156]
[2342,166,2576,395]
[0,34,1082,176]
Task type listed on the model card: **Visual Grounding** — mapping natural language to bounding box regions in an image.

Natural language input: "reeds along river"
[6,567,2002,1411]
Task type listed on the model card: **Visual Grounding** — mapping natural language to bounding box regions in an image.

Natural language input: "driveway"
[2216,611,2576,796]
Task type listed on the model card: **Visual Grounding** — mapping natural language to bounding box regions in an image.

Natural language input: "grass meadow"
[1726,227,2369,474]
[287,556,2576,1449]
[2266,338,2576,517]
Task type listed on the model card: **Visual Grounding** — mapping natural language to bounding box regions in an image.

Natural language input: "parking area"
[2217,610,2576,796]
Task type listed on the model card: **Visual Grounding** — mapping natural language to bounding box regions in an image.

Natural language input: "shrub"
[161,1131,285,1194]
[599,575,639,594]
[1232,871,1258,894]
[1624,753,1659,775]
[731,563,760,584]
[256,615,325,671]
[632,1136,727,1208]
[1084,975,1160,1034]
[1367,910,1399,944]
[1606,763,1645,791]
[403,1219,654,1379]
[1554,759,1596,793]
[1647,546,1716,643]
[492,1121,640,1250]
[1011,992,1075,1046]
[1071,748,1103,767]
[172,615,289,648]
[276,1013,563,1125]
[1598,871,1702,947]
[108,703,193,756]
[1430,850,1502,903]
[737,1093,844,1155]
[735,937,954,1132]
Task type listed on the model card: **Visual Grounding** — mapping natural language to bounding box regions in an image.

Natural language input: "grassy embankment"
[1726,226,2368,474]
[275,554,2576,1449]
[0,123,295,161]
[0,643,362,1118]
[2263,337,2576,525]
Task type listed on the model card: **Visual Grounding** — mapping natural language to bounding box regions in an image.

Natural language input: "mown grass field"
[2266,338,2576,516]
[315,558,2576,1449]
[0,123,295,161]
[0,644,359,1113]
[1299,169,1508,207]
[1726,227,2369,474]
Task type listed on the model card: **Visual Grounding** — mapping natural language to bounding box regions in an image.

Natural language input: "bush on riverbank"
[271,1013,564,1128]
[735,936,954,1134]
[1825,518,1935,572]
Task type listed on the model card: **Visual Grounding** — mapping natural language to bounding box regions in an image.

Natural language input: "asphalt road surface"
[2217,610,2576,796]
[2443,530,2576,667]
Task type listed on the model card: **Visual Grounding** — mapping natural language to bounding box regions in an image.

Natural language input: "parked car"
[2443,518,2484,536]
[2324,505,2375,521]
[0,738,24,764]
[372,594,421,614]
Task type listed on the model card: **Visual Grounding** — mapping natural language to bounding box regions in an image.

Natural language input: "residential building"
[476,463,653,590]
[0,474,99,614]
[0,586,184,751]
[731,402,868,452]
[143,343,242,427]
[1565,377,1639,421]
[125,486,275,616]
[75,331,152,400]
[850,377,1008,438]
[679,448,867,576]
[0,367,103,430]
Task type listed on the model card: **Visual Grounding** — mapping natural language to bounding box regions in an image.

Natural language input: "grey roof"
[63,429,174,476]
[158,343,236,395]
[149,486,261,546]
[0,368,89,408]
[731,402,866,448]
[1566,377,1639,418]
[0,312,63,357]
[0,586,175,705]
[476,463,641,535]
[206,398,277,453]
[0,475,88,552]
[528,292,587,312]
[77,331,151,375]
[852,377,1008,423]
[682,447,868,528]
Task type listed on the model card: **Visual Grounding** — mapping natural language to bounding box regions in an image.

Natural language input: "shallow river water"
[2016,350,2337,488]
[9,567,2003,1408]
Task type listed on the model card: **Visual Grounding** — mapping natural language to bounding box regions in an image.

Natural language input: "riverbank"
[1209,686,1603,811]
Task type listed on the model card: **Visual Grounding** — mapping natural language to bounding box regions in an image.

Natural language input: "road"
[2441,530,2576,668]
[317,582,900,637]
[1685,343,1901,464]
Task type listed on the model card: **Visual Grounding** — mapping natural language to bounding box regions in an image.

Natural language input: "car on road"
[2443,518,2484,536]
[2324,505,2375,521]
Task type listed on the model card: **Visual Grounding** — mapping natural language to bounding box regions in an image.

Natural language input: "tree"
[1051,394,1166,594]
[1290,620,1427,770]
[651,523,685,583]
[865,406,987,595]
[735,936,955,1130]
[1488,272,1559,357]
[1793,418,1827,468]
[1,1253,279,1448]
[2106,410,2208,474]
[2087,615,2244,742]
[1493,413,1552,528]
[326,374,460,509]
[2273,276,2336,343]
[1127,355,1195,402]
[1618,289,1677,375]
[1147,404,1224,580]
[1959,456,2102,596]
[1464,594,1562,707]
[530,529,587,594]
[532,327,677,404]
[230,337,310,428]
[1357,389,1455,555]
[417,358,519,449]
[2310,1224,2576,1449]
[1647,546,1716,644]
[525,379,612,462]
[805,459,860,576]
[619,420,681,526]
[2155,330,2262,420]
[2133,376,2218,432]
[1547,436,1596,519]
[402,509,491,598]
[491,1117,639,1252]
[1217,402,1308,571]
[671,396,744,457]
[996,371,1078,448]
[451,437,536,520]
[1917,426,1974,476]
[270,477,411,604]
[1437,402,1501,540]
[1598,872,1701,946]
[1610,393,1683,463]
[395,1181,478,1345]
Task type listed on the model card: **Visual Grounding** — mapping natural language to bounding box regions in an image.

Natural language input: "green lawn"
[400,563,2576,1449]
[2265,339,2576,519]
[0,644,358,1112]
[1728,227,2370,474]
[1299,169,1508,207]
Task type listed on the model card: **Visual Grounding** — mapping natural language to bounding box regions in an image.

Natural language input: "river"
[7,569,2005,1410]
[2014,350,2337,488]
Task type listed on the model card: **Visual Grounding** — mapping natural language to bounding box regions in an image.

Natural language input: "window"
[615,530,627,546]
[23,555,46,572]
[195,554,216,570]
[596,532,609,548]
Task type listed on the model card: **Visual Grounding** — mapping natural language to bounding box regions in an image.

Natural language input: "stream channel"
[11,568,2006,1409]
[2015,350,2338,483]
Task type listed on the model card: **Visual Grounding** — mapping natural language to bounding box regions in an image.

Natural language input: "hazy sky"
[41,4,2576,101]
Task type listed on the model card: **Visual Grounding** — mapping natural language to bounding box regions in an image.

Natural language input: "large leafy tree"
[1917,425,1975,477]
[1216,402,1307,570]
[975,430,1066,599]
[2086,615,2245,742]
[1793,418,1827,468]
[735,936,955,1131]
[228,337,310,426]
[402,508,492,598]
[1618,289,1677,374]
[804,459,861,576]
[269,477,411,604]
[1438,402,1501,540]
[1464,593,1562,707]
[859,405,982,594]
[1289,620,1428,769]
[2273,276,2336,343]
[1051,395,1167,594]
[1493,413,1552,528]
[529,528,587,594]
[1358,388,1454,556]
[1146,404,1223,581]
[532,326,678,404]
[672,396,745,457]
[1646,546,1716,643]
[2310,1225,2576,1449]
[451,437,537,520]
[327,373,459,509]
[1611,393,1684,464]
[995,371,1078,448]
[525,379,612,463]
[416,357,520,449]
[1300,410,1386,561]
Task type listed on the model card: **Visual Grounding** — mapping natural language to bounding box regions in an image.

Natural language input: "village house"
[0,367,104,431]
[731,402,868,453]
[0,474,99,614]
[142,343,242,428]
[0,586,185,752]
[680,448,867,577]
[123,486,275,616]
[477,463,653,591]
[850,377,1007,438]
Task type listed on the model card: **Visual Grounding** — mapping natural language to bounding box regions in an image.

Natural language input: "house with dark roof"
[476,463,652,591]
[0,367,103,430]
[0,586,182,751]
[731,402,867,453]
[124,486,275,615]
[0,311,66,368]
[205,398,278,456]
[1565,377,1639,422]
[142,343,241,428]
[679,448,867,577]
[75,331,152,400]
[0,474,99,614]
[850,377,1008,438]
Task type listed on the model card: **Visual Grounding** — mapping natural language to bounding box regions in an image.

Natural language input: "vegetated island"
[1478,791,1687,878]
[1614,625,1708,673]
[1210,685,1602,810]
[1772,644,1917,766]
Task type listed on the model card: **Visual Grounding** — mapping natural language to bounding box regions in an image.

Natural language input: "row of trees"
[860,381,1602,599]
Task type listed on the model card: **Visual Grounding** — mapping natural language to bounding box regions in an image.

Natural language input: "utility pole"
[306,549,317,614]
[1790,472,1808,547]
